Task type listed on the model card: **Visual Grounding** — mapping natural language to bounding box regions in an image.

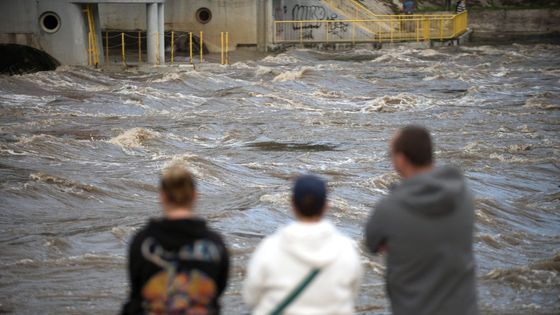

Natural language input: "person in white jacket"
[243,174,363,315]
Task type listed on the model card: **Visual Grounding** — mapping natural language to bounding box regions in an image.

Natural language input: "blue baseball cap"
[293,174,327,216]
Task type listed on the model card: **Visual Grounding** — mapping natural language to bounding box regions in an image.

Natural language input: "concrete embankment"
[468,8,560,42]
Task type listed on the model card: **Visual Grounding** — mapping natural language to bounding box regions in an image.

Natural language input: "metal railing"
[96,30,231,66]
[321,0,389,34]
[274,11,468,44]
[322,0,377,19]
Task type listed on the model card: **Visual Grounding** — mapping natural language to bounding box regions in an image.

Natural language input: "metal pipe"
[226,32,229,65]
[171,31,174,64]
[199,31,203,63]
[121,32,126,66]
[189,32,193,64]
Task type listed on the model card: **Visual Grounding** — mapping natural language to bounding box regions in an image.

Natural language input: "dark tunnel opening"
[0,44,60,75]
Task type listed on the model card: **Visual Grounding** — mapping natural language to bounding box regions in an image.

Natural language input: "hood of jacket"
[278,220,347,268]
[392,166,467,216]
[147,217,209,249]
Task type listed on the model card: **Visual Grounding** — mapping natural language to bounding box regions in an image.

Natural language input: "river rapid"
[0,44,559,314]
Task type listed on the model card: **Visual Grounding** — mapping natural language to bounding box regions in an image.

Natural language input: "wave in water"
[108,127,160,149]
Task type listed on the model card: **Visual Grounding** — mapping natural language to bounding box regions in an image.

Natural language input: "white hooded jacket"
[243,220,362,315]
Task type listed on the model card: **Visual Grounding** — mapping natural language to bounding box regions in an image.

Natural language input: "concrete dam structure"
[0,0,468,69]
[0,0,165,70]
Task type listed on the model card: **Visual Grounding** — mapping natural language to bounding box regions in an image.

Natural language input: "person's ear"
[394,152,407,176]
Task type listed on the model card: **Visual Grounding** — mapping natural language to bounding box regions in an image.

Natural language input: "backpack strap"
[268,268,321,315]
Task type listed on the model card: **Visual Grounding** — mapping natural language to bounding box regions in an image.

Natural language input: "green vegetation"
[414,0,560,12]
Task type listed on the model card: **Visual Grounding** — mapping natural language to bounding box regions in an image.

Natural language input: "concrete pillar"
[158,3,164,64]
[146,3,158,64]
[257,0,273,52]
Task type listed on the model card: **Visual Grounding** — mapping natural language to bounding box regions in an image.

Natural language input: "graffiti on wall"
[288,1,351,39]
[326,16,349,38]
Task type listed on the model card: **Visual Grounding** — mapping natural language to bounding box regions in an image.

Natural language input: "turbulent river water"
[0,44,559,314]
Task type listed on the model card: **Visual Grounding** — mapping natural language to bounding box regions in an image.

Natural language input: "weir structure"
[0,0,165,66]
[0,0,469,69]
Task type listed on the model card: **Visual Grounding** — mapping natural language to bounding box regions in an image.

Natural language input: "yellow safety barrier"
[84,4,100,66]
[121,32,126,66]
[220,32,230,65]
[189,32,193,64]
[199,31,203,63]
[98,30,232,66]
[225,32,229,65]
[274,11,468,44]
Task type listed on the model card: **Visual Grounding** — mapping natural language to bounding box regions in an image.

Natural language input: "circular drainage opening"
[40,12,61,33]
[196,7,212,24]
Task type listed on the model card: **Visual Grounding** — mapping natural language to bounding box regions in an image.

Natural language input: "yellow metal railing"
[84,4,100,66]
[274,11,468,44]
[99,30,232,66]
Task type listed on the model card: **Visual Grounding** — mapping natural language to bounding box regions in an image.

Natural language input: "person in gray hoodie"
[365,125,478,315]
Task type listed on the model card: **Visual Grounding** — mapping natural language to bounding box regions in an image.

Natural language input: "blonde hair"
[160,165,196,207]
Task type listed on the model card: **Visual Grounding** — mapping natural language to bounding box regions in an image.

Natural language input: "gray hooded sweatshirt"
[365,166,478,315]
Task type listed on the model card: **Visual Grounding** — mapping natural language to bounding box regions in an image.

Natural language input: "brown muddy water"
[0,44,559,314]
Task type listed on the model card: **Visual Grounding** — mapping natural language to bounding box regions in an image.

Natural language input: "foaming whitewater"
[0,44,559,315]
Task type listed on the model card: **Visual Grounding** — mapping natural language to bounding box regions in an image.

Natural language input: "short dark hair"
[160,165,196,207]
[292,175,327,217]
[393,125,433,166]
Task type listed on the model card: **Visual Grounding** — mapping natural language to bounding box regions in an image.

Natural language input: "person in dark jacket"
[364,126,478,315]
[122,165,229,315]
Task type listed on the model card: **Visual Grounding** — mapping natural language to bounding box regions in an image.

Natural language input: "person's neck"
[164,207,194,220]
[297,216,322,223]
[403,165,434,179]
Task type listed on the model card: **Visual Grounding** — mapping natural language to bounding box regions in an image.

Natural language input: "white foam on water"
[2,253,125,268]
[149,72,187,83]
[523,93,560,110]
[329,196,370,217]
[507,144,533,153]
[262,53,302,65]
[259,192,290,207]
[272,67,312,82]
[111,226,138,242]
[312,88,343,98]
[361,93,428,113]
[108,127,160,149]
[489,153,529,164]
[255,65,274,76]
[362,172,400,193]
[418,49,442,57]
[29,172,102,194]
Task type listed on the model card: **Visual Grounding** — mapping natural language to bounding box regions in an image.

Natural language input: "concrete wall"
[469,9,560,41]
[100,0,258,52]
[98,0,396,52]
[0,0,91,65]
